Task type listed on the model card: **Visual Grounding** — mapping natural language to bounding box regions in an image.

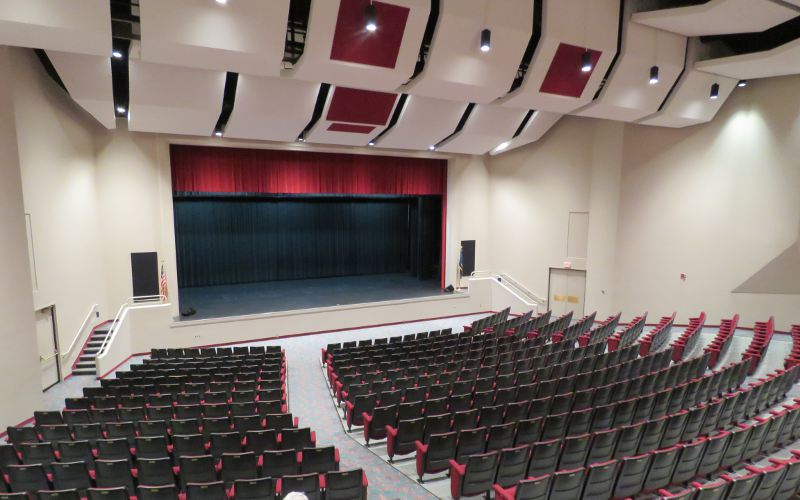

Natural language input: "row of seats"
[607,314,648,351]
[706,314,740,369]
[320,327,456,364]
[461,308,512,335]
[527,312,574,342]
[150,346,282,359]
[638,314,675,356]
[459,371,800,500]
[743,317,775,375]
[577,314,621,348]
[475,311,536,338]
[550,312,596,343]
[787,324,800,369]
[671,313,707,362]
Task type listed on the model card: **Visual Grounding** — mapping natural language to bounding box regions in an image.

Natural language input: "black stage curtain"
[174,195,441,288]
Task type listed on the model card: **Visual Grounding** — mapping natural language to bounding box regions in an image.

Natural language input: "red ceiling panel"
[539,43,603,98]
[329,0,410,69]
[327,123,376,133]
[326,86,398,125]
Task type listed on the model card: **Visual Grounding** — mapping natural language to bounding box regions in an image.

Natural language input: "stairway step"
[75,362,95,368]
[71,370,96,376]
[79,357,96,363]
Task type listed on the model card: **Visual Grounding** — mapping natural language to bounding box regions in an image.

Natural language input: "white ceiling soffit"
[576,2,687,122]
[225,76,320,143]
[376,95,468,150]
[0,0,111,56]
[489,111,562,155]
[695,37,800,79]
[128,56,226,136]
[401,0,533,103]
[288,0,429,91]
[305,87,401,147]
[138,0,289,76]
[631,0,797,37]
[637,40,738,128]
[499,0,621,114]
[438,104,529,155]
[46,51,116,129]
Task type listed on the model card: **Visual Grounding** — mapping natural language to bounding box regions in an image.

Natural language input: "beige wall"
[10,49,108,369]
[0,47,44,429]
[614,75,800,330]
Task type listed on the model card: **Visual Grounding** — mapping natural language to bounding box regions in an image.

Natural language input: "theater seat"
[415,432,456,481]
[448,451,500,500]
[492,475,551,500]
[186,481,227,500]
[231,477,275,500]
[278,473,320,500]
[324,469,368,500]
[386,418,424,461]
[138,485,179,500]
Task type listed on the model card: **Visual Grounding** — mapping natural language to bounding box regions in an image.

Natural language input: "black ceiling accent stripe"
[591,0,626,101]
[512,110,535,139]
[407,0,440,83]
[298,83,332,139]
[370,93,409,144]
[655,40,689,113]
[109,0,140,41]
[700,16,800,56]
[110,38,130,116]
[434,102,476,148]
[508,0,543,93]
[213,72,239,135]
[284,0,312,65]
[33,50,69,93]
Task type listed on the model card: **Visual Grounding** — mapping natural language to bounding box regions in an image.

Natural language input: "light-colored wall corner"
[614,74,800,330]
[0,47,43,428]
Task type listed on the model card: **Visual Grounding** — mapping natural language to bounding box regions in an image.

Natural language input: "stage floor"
[177,273,444,320]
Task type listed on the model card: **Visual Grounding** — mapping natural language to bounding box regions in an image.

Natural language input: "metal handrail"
[40,352,58,362]
[96,295,166,359]
[469,270,547,308]
[62,304,98,361]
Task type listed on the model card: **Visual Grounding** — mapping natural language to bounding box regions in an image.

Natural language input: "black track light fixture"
[580,50,592,73]
[480,29,491,52]
[710,82,720,100]
[737,80,747,88]
[365,3,377,32]
[649,65,659,85]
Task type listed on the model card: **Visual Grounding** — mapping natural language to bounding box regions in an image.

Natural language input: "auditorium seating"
[607,314,648,351]
[706,314,740,369]
[577,313,621,348]
[786,324,800,369]
[670,312,707,362]
[2,346,367,499]
[550,312,596,343]
[743,317,775,375]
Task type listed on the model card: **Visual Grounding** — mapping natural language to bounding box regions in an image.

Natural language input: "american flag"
[159,263,168,301]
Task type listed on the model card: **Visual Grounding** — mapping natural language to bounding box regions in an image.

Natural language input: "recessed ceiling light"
[365,4,377,32]
[649,65,659,85]
[116,106,126,114]
[111,50,123,59]
[580,50,592,73]
[480,29,491,52]
[737,80,747,88]
[710,82,720,100]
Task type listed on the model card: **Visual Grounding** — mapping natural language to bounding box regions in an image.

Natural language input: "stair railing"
[470,270,547,312]
[61,303,99,364]
[95,295,165,360]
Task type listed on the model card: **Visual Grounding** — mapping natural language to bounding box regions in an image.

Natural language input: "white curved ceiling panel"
[305,86,401,147]
[695,37,800,80]
[0,0,111,56]
[489,111,562,155]
[288,0,430,91]
[376,95,467,150]
[46,51,116,129]
[402,0,533,103]
[632,0,797,37]
[138,0,289,76]
[576,5,687,122]
[438,104,528,155]
[128,57,226,136]
[224,76,320,143]
[500,0,620,114]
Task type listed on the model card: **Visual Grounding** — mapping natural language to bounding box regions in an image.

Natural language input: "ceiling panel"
[128,56,226,136]
[489,111,562,155]
[438,104,529,155]
[376,95,467,150]
[695,37,800,79]
[500,0,620,113]
[288,0,430,91]
[46,51,115,129]
[305,86,401,146]
[637,38,738,127]
[576,3,687,122]
[0,0,111,56]
[224,76,319,143]
[631,0,797,37]
[138,0,289,76]
[402,0,533,103]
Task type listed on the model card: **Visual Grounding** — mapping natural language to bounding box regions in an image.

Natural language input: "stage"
[177,273,444,320]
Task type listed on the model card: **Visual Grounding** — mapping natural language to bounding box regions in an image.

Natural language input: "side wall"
[615,75,800,329]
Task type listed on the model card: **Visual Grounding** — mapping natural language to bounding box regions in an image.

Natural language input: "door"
[35,306,60,391]
[548,268,587,317]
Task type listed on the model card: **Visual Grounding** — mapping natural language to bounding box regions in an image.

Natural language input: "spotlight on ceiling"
[480,29,491,52]
[649,65,659,85]
[111,50,123,59]
[215,0,227,4]
[365,4,377,32]
[116,106,126,114]
[737,80,747,88]
[298,136,305,142]
[368,141,375,146]
[214,131,223,137]
[710,82,720,100]
[495,141,510,152]
[428,145,436,151]
[580,50,592,73]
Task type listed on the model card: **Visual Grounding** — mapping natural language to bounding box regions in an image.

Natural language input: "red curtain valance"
[170,145,447,196]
